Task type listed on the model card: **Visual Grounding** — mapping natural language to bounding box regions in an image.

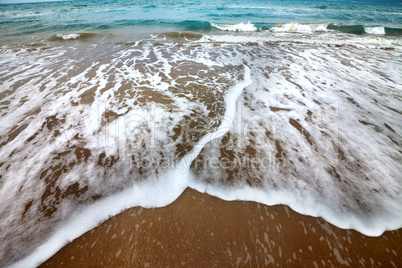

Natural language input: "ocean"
[0,0,401,266]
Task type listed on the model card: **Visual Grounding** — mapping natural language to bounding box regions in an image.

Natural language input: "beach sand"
[41,188,401,267]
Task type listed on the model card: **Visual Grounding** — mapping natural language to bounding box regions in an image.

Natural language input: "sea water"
[0,0,401,267]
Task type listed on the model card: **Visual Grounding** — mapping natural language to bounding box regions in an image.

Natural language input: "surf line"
[158,65,252,208]
[178,65,252,174]
[10,66,252,268]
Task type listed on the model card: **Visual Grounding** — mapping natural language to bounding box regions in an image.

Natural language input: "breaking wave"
[48,32,98,41]
[364,26,386,35]
[211,22,257,32]
[270,23,329,33]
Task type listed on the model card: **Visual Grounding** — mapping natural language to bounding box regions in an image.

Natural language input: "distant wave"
[209,22,401,36]
[56,33,80,40]
[270,23,329,33]
[314,4,328,10]
[328,24,387,35]
[328,24,402,36]
[43,22,402,44]
[142,5,158,9]
[48,33,97,41]
[211,22,257,32]
[157,32,204,40]
[327,24,365,34]
[364,26,386,35]
[176,20,213,31]
[198,32,402,48]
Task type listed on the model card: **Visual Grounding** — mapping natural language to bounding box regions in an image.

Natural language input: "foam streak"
[10,66,252,268]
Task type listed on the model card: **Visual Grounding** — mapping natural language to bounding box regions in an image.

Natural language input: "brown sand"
[41,188,401,267]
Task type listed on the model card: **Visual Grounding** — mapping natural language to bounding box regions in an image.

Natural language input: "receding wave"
[1,1,402,267]
[4,38,402,268]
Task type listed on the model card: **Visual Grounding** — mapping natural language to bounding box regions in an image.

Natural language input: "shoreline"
[41,188,401,267]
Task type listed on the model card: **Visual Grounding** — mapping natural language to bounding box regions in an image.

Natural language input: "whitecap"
[56,33,81,40]
[211,22,257,32]
[364,26,386,35]
[271,23,329,33]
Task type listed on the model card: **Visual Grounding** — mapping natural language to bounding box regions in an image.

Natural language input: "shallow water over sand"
[0,31,401,266]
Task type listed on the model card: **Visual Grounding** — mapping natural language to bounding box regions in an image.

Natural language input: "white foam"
[364,26,386,35]
[56,33,81,40]
[212,22,257,32]
[2,40,402,267]
[198,32,402,47]
[9,172,187,268]
[9,66,252,268]
[189,181,402,237]
[271,23,329,33]
[188,41,402,237]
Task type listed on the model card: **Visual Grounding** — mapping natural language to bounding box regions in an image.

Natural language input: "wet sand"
[41,188,401,267]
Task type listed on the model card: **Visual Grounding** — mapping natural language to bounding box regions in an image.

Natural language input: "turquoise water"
[1,0,402,40]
